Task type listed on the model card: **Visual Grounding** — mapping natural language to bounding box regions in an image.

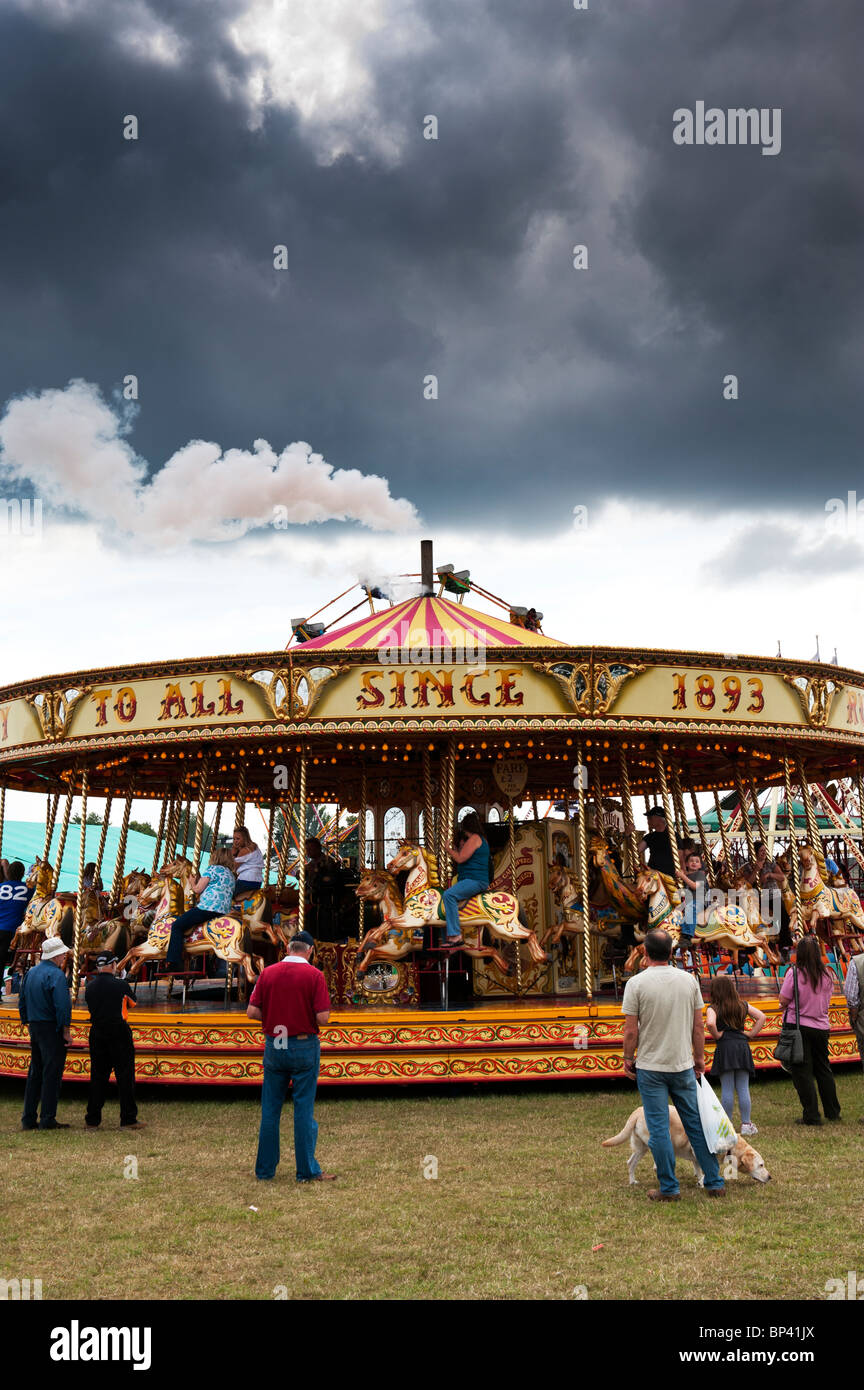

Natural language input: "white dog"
[602,1106,771,1185]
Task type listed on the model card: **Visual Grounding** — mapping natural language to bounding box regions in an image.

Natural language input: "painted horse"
[13,859,71,944]
[386,840,549,971]
[798,844,864,954]
[354,870,429,971]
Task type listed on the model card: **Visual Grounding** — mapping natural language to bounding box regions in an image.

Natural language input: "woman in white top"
[232,826,265,895]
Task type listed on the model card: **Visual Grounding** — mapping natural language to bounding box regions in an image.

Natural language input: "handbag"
[774,966,805,1069]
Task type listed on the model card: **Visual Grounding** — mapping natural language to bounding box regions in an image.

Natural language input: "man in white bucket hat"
[19,935,72,1130]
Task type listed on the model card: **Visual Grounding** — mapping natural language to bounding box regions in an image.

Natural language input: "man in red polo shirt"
[247,931,336,1183]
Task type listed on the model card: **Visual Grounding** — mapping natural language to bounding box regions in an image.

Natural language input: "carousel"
[0,540,862,1086]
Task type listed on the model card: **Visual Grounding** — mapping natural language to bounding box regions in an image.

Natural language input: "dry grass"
[1,1070,863,1301]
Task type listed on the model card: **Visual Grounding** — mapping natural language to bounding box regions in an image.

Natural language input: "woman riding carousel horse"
[442,812,492,947]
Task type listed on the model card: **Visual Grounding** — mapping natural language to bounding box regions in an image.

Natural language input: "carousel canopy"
[295,594,567,652]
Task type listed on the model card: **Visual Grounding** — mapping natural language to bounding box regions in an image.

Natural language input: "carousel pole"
[732,765,757,864]
[618,747,641,879]
[276,760,299,897]
[265,802,275,887]
[211,797,223,851]
[575,741,593,1001]
[51,779,76,893]
[162,794,178,864]
[748,772,768,844]
[357,766,367,937]
[653,749,682,881]
[93,787,113,889]
[235,760,248,829]
[43,792,60,862]
[688,783,715,888]
[507,793,523,992]
[855,763,864,852]
[795,756,826,874]
[0,784,5,860]
[669,760,690,842]
[422,748,436,865]
[109,782,135,911]
[192,758,210,878]
[440,737,456,887]
[712,788,734,883]
[150,794,169,875]
[591,761,606,835]
[296,747,308,934]
[783,756,803,936]
[71,768,89,1001]
[179,798,191,858]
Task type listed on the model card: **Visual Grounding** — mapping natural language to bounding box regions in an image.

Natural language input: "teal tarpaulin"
[0,821,164,892]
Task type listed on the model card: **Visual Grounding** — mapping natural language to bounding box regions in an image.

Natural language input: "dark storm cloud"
[0,0,861,537]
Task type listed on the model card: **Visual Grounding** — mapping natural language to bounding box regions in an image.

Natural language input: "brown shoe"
[704,1188,727,1198]
[648,1189,680,1202]
[121,1121,146,1130]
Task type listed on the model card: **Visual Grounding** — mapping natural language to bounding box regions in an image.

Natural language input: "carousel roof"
[295,594,567,652]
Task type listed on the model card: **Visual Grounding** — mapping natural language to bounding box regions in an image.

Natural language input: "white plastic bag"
[696,1074,737,1153]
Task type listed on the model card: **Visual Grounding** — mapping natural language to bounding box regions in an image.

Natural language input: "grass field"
[1,1070,862,1301]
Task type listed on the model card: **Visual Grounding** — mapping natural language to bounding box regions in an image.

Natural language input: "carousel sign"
[494,758,528,798]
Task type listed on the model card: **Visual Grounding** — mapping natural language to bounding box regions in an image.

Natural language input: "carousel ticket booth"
[0,543,862,1084]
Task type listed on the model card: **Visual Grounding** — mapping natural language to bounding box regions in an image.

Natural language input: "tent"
[0,821,166,893]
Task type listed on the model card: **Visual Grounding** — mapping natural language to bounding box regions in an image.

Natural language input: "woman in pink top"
[779,935,841,1126]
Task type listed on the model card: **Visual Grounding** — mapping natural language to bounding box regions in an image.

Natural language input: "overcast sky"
[1,0,863,728]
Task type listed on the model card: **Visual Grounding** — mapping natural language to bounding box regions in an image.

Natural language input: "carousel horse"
[12,859,72,945]
[388,840,549,969]
[117,863,260,984]
[695,881,780,968]
[773,854,799,936]
[623,868,685,972]
[84,869,154,956]
[544,863,587,948]
[798,844,864,952]
[353,870,428,971]
[588,834,648,925]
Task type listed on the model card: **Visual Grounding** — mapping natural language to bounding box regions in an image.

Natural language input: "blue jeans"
[443,879,488,938]
[255,1035,322,1180]
[636,1067,724,1195]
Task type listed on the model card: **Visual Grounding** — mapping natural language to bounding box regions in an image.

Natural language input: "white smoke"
[0,379,419,547]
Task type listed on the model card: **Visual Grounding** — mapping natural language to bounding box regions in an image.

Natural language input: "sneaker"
[740,1122,758,1136]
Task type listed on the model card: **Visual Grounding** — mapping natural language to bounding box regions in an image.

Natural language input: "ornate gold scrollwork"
[534,661,644,715]
[238,665,345,720]
[24,688,91,739]
[782,674,842,729]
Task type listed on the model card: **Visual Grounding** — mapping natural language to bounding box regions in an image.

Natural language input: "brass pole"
[795,757,825,877]
[179,799,191,858]
[591,760,606,835]
[855,763,864,853]
[163,794,179,864]
[732,765,757,863]
[653,750,682,880]
[712,788,733,881]
[192,758,210,877]
[0,784,5,860]
[357,766,367,938]
[422,748,435,859]
[71,769,89,1000]
[669,760,689,842]
[211,797,223,852]
[235,760,248,828]
[93,788,113,887]
[508,794,522,992]
[43,792,60,862]
[276,760,299,897]
[109,782,135,910]
[748,773,767,844]
[151,794,169,875]
[618,747,640,878]
[297,747,308,934]
[52,782,75,893]
[575,741,593,1000]
[783,756,803,935]
[689,784,715,888]
[265,802,275,887]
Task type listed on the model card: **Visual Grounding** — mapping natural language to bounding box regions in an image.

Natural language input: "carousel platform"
[1,984,858,1086]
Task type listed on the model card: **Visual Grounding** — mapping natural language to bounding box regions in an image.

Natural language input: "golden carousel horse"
[354,870,429,971]
[13,859,71,945]
[544,863,587,949]
[83,869,152,955]
[623,868,685,971]
[355,841,549,976]
[798,844,864,954]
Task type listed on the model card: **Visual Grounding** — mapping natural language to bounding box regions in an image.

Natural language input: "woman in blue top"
[165,848,237,968]
[442,812,492,945]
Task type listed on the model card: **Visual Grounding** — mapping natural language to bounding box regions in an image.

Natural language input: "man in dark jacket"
[85,953,144,1131]
[19,935,72,1130]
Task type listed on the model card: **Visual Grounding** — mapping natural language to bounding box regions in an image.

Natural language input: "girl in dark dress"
[706,976,765,1137]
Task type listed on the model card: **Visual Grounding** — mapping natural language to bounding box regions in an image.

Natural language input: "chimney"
[420,539,434,596]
